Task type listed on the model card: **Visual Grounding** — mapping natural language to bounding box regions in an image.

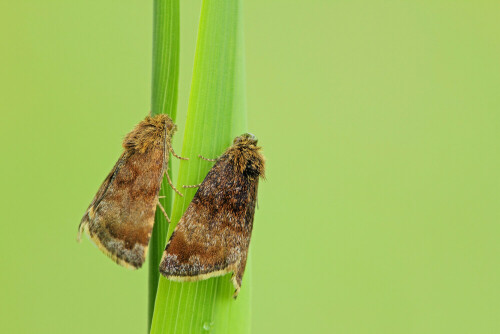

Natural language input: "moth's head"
[124,114,176,152]
[233,133,258,147]
[230,133,265,178]
[153,114,175,132]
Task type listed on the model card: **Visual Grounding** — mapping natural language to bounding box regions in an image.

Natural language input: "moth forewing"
[78,114,181,269]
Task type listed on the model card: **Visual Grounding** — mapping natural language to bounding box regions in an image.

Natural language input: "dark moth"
[159,133,265,297]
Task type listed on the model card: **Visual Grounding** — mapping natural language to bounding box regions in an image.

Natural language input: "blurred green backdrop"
[1,1,499,333]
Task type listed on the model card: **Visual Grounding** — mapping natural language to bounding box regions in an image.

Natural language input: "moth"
[78,114,185,269]
[159,133,265,298]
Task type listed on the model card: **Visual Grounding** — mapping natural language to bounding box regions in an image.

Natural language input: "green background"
[1,1,499,333]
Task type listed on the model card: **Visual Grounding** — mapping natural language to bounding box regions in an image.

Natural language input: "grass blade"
[150,0,249,332]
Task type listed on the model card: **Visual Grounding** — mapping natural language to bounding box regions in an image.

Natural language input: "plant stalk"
[148,0,180,330]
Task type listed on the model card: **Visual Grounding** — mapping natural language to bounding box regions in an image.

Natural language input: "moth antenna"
[165,170,183,197]
[170,147,188,160]
[157,200,171,223]
[182,183,202,189]
[198,155,217,162]
[158,195,166,199]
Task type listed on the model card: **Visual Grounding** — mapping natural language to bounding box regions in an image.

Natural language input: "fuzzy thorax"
[122,114,176,153]
[225,133,265,178]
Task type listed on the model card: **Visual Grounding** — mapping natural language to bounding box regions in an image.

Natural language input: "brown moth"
[159,133,265,298]
[78,114,185,269]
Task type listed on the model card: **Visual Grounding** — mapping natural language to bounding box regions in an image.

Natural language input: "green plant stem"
[150,0,249,333]
[148,0,180,330]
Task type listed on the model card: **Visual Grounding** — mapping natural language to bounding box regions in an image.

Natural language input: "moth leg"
[158,195,166,199]
[182,183,202,189]
[170,147,188,160]
[165,170,183,197]
[198,155,217,162]
[157,200,171,223]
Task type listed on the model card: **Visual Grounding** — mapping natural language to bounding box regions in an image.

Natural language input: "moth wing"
[159,158,258,296]
[78,152,126,236]
[79,144,165,269]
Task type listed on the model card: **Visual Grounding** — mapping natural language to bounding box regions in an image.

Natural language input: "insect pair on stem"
[78,114,265,297]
